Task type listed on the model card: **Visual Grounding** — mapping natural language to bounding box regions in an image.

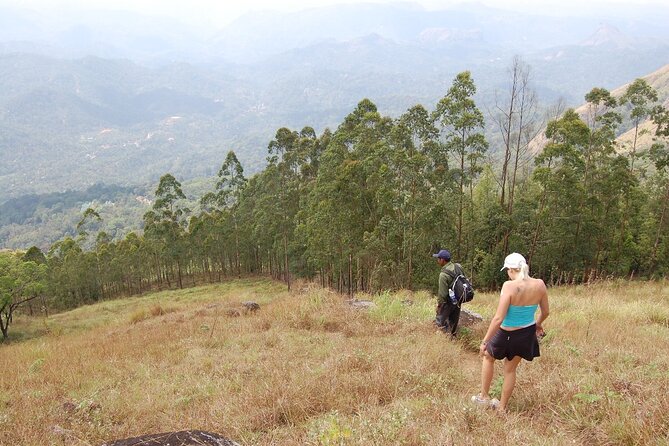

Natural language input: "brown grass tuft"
[2,278,669,445]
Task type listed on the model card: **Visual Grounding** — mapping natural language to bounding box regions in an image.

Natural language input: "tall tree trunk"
[0,312,8,339]
[650,180,669,272]
[630,118,640,174]
[457,135,465,255]
[284,234,291,291]
[234,217,241,278]
[177,260,184,290]
[348,253,353,297]
[529,161,552,264]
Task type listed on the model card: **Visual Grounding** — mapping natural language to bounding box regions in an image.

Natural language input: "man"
[433,249,460,336]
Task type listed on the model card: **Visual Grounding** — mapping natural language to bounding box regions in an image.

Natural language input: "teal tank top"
[501,304,538,328]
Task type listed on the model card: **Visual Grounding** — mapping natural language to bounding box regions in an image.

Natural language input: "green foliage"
[0,250,48,339]
[0,184,149,251]
[367,291,432,322]
[308,411,353,445]
[4,71,668,313]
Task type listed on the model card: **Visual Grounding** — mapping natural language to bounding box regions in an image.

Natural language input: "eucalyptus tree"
[143,174,190,289]
[613,80,658,272]
[645,104,669,273]
[200,150,248,277]
[492,57,538,211]
[93,231,114,298]
[576,88,622,276]
[531,106,634,280]
[237,173,275,275]
[47,237,86,307]
[583,88,620,177]
[433,71,488,260]
[265,127,304,289]
[530,109,589,279]
[390,105,439,288]
[587,150,634,277]
[117,231,149,295]
[299,99,393,293]
[76,207,102,239]
[470,165,514,287]
[340,102,394,292]
[620,78,658,173]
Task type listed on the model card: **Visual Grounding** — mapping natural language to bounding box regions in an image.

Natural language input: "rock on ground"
[459,308,484,327]
[346,298,376,309]
[101,430,240,446]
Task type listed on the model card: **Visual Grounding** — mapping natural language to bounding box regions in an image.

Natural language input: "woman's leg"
[500,356,522,411]
[480,351,495,398]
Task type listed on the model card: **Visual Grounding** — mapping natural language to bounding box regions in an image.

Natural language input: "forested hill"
[529,63,669,153]
[2,30,669,201]
[0,54,263,199]
[0,184,139,226]
[3,62,669,254]
[6,66,662,318]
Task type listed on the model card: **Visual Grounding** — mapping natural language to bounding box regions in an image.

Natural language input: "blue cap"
[432,249,451,261]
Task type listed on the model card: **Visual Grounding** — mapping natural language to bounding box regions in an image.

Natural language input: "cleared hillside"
[529,63,669,155]
[588,63,668,150]
[610,62,669,101]
[2,278,668,445]
[614,64,669,149]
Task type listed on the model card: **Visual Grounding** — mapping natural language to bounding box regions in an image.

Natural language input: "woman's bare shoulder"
[501,280,515,290]
[530,277,548,292]
[501,279,522,295]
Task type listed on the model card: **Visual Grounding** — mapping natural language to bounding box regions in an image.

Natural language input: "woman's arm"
[479,282,512,356]
[535,281,550,336]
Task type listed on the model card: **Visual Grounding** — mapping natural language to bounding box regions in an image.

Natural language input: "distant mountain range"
[3,2,668,63]
[0,2,668,205]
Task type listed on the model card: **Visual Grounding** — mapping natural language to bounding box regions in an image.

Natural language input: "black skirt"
[486,324,540,361]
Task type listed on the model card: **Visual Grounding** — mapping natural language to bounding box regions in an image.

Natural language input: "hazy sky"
[2,0,666,27]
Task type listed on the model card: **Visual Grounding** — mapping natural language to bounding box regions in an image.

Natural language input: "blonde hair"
[511,262,530,280]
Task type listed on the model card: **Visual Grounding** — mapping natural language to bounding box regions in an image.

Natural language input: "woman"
[472,252,549,411]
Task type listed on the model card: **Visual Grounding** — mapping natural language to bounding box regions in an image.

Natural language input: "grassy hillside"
[529,63,669,155]
[610,63,669,103]
[598,64,669,150]
[614,64,669,150]
[2,279,669,445]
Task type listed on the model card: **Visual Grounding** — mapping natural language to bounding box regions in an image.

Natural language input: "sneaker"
[471,394,500,409]
[471,394,489,405]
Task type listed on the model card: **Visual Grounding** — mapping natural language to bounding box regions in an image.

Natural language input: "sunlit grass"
[1,278,668,445]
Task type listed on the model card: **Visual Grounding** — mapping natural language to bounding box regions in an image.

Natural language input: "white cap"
[501,252,527,271]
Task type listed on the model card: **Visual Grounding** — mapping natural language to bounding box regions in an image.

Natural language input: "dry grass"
[1,278,668,445]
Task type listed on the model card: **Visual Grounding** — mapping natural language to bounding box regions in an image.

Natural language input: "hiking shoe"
[471,394,489,406]
[471,395,500,409]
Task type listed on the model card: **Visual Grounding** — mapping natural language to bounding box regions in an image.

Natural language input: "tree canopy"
[5,69,667,324]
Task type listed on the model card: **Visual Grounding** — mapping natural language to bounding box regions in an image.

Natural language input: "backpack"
[445,263,475,306]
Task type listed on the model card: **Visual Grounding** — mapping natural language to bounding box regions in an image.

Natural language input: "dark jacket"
[437,262,457,304]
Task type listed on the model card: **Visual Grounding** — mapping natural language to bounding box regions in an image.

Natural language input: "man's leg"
[448,304,461,336]
[435,302,450,332]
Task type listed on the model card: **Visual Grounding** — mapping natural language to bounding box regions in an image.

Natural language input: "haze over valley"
[1,0,668,249]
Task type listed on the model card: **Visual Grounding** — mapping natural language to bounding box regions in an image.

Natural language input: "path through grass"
[1,278,668,445]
